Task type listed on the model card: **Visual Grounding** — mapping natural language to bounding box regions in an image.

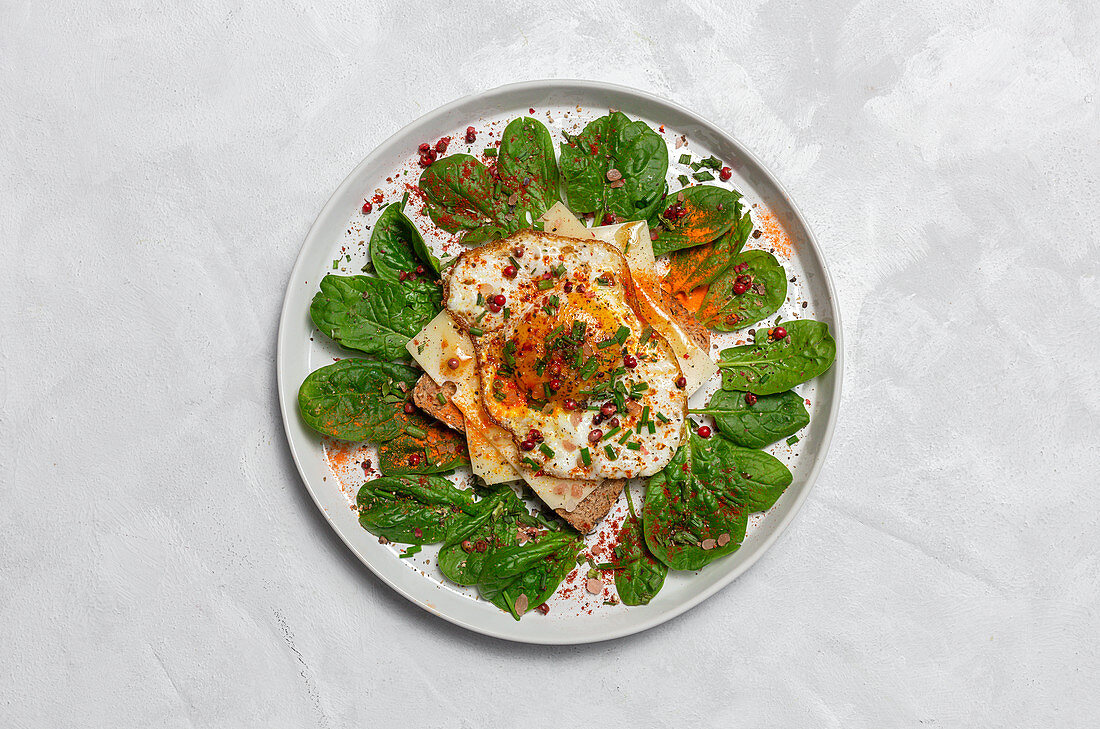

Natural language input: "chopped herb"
[580,357,600,380]
[618,430,632,445]
[537,279,554,290]
[546,324,564,344]
[503,306,511,319]
[476,310,488,322]
[573,350,583,367]
[404,424,426,438]
[597,338,616,349]
[626,441,641,450]
[522,457,541,470]
[580,447,591,466]
[614,325,630,344]
[656,412,670,424]
[639,326,653,345]
[503,340,517,367]
[631,382,649,393]
[602,427,621,441]
[476,292,485,306]
[571,321,586,340]
[678,153,692,165]
[543,383,553,399]
[693,171,715,182]
[787,435,800,446]
[647,421,656,434]
[332,259,339,270]
[640,405,650,424]
[399,545,422,558]
[436,393,447,406]
[604,445,617,460]
[677,174,690,187]
[552,263,566,277]
[508,255,520,269]
[701,155,722,170]
[596,276,612,286]
[539,443,554,458]
[690,161,703,171]
[469,327,484,337]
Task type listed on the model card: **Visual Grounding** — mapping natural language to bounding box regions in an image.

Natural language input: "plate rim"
[276,78,845,644]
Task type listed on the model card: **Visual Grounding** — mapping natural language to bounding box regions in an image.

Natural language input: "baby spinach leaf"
[477,531,582,620]
[309,274,440,360]
[356,475,479,544]
[719,320,837,395]
[419,154,512,235]
[370,200,440,280]
[643,433,793,570]
[692,389,809,449]
[297,358,420,442]
[651,185,742,257]
[437,486,534,586]
[498,116,560,215]
[698,249,787,331]
[613,488,667,605]
[666,209,753,296]
[559,111,668,222]
[377,419,469,476]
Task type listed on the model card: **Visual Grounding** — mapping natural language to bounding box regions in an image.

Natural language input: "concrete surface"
[2,1,1098,726]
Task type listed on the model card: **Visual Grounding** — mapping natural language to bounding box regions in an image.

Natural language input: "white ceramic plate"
[276,80,843,644]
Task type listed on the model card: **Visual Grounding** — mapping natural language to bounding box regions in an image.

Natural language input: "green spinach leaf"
[419,154,512,236]
[651,185,742,257]
[297,358,420,441]
[692,389,809,449]
[477,531,582,619]
[437,486,534,586]
[698,249,787,331]
[498,116,560,215]
[309,274,440,360]
[377,418,469,475]
[613,488,667,605]
[719,320,837,395]
[370,199,440,280]
[643,433,793,570]
[559,112,668,222]
[665,209,753,296]
[356,475,479,544]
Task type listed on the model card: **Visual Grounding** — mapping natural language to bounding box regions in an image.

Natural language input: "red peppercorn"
[535,603,550,615]
[412,265,423,275]
[548,378,562,391]
[549,362,562,376]
[475,539,488,553]
[608,417,620,429]
[447,357,460,370]
[403,402,415,414]
[592,413,604,425]
[465,126,477,143]
[602,213,615,225]
[697,425,712,438]
[528,429,544,443]
[418,142,430,153]
[588,429,603,443]
[491,294,506,306]
[772,326,788,340]
[623,354,638,369]
[418,154,433,168]
[503,265,517,278]
[732,282,748,295]
[563,282,573,293]
[600,401,617,416]
[361,201,372,214]
[744,392,757,406]
[399,271,408,281]
[576,283,586,293]
[563,398,578,411]
[413,527,423,538]
[719,166,732,181]
[488,302,502,313]
[529,107,535,114]
[408,453,422,466]
[435,137,450,153]
[520,439,535,451]
[461,540,474,553]
[675,376,687,389]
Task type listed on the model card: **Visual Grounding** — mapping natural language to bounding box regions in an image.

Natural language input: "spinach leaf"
[692,389,809,449]
[498,116,560,215]
[651,185,742,257]
[377,418,469,476]
[719,320,837,395]
[666,209,753,296]
[698,249,787,331]
[643,433,793,570]
[309,274,440,360]
[369,199,440,280]
[437,486,534,586]
[356,475,479,544]
[419,154,512,236]
[559,112,668,222]
[477,531,582,619]
[297,358,420,441]
[613,488,667,605]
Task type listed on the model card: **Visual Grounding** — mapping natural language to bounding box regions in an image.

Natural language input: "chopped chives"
[537,279,554,290]
[580,447,591,466]
[639,326,652,345]
[596,276,611,286]
[677,174,690,187]
[503,306,511,319]
[522,457,541,470]
[404,424,426,438]
[469,327,484,337]
[574,350,583,367]
[436,393,447,405]
[539,443,554,458]
[647,421,656,434]
[476,310,488,322]
[614,325,630,344]
[597,338,616,349]
[678,153,692,165]
[552,263,566,277]
[618,430,632,445]
[690,161,703,171]
[332,260,339,270]
[571,321,585,340]
[656,412,670,423]
[702,156,722,170]
[508,255,520,269]
[693,171,714,182]
[632,382,649,392]
[626,441,641,450]
[476,292,485,306]
[493,391,506,401]
[602,427,621,441]
[787,435,800,446]
[604,445,617,460]
[640,405,650,424]
[543,383,553,399]
[580,358,600,379]
[399,545,422,558]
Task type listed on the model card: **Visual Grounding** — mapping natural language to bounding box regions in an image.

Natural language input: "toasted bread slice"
[555,478,625,534]
[414,374,622,533]
[412,376,465,432]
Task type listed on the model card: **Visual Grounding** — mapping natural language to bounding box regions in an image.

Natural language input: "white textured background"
[2,1,1098,726]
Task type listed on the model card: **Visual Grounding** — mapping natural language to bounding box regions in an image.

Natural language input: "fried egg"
[445,230,688,480]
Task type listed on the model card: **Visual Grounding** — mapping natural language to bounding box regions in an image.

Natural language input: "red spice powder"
[754,206,794,259]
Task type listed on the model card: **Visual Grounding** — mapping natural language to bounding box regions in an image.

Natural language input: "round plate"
[276,80,843,644]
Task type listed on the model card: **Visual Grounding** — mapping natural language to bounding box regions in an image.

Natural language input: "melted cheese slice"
[407,311,602,510]
[542,204,718,394]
